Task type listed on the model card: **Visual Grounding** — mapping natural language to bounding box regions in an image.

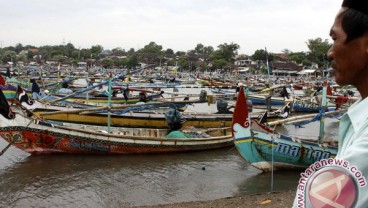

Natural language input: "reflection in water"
[239,170,301,195]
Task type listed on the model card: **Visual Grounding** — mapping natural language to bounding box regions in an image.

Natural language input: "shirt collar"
[347,97,368,132]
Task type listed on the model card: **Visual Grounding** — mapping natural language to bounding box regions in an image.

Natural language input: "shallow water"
[0,140,303,208]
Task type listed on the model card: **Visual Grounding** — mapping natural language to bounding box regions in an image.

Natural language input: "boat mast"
[107,73,112,133]
[265,47,270,85]
[318,86,327,144]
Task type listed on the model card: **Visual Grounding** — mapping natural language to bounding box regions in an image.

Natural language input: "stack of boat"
[0,71,359,167]
[0,74,237,155]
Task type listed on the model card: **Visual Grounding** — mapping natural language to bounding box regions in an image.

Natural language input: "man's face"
[327,8,368,86]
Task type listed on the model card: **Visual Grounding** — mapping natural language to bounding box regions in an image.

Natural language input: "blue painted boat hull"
[234,121,338,171]
[232,86,338,172]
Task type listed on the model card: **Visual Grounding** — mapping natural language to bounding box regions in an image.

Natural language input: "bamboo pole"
[107,74,112,133]
[318,87,327,143]
[154,95,195,100]
[46,76,120,104]
[38,106,108,116]
[267,109,346,126]
[37,99,203,116]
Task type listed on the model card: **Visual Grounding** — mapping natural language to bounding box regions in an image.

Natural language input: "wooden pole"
[108,74,112,133]
[318,87,327,143]
[38,100,202,116]
[267,109,346,126]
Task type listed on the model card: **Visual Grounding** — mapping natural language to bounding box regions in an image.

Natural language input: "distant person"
[138,91,147,102]
[280,86,289,99]
[293,1,368,207]
[30,79,42,99]
[5,68,11,78]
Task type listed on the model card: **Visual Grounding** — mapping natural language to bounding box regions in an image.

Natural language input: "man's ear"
[364,32,368,55]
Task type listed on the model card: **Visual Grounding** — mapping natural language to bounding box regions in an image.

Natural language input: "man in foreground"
[294,0,368,207]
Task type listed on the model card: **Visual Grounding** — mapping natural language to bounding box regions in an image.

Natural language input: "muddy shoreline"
[134,191,295,208]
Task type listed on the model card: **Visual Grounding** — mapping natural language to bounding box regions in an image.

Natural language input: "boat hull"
[34,111,233,128]
[234,128,337,171]
[232,86,338,172]
[247,94,285,105]
[0,126,234,154]
[34,109,285,129]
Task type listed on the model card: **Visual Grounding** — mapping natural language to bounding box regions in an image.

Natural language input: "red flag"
[232,86,249,136]
[0,74,5,86]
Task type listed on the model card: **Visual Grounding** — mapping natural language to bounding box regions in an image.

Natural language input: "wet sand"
[135,191,295,208]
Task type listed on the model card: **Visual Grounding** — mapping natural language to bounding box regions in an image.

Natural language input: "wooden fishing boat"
[291,97,332,113]
[232,86,339,171]
[0,88,234,155]
[50,90,164,106]
[31,100,292,129]
[291,95,353,113]
[7,79,291,130]
[36,109,234,128]
[0,75,180,107]
[247,94,286,105]
[6,83,222,129]
[247,92,349,113]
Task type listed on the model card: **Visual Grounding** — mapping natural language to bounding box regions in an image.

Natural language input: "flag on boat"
[0,74,5,86]
[0,88,15,119]
[17,85,35,105]
[232,86,249,136]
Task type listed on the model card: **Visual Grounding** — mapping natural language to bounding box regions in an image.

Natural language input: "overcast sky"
[0,0,341,55]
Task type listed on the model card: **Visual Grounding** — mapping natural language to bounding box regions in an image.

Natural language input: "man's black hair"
[340,0,368,43]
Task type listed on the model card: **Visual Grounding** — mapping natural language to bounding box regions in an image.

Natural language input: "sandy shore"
[134,191,295,208]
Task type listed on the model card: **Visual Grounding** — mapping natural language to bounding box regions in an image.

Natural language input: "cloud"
[0,0,340,54]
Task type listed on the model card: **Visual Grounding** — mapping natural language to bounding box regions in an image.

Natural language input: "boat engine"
[165,109,184,131]
[216,100,232,114]
[199,90,207,102]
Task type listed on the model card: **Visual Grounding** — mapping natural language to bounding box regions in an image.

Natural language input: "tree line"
[0,38,331,71]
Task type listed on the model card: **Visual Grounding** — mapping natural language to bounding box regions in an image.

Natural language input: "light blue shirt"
[337,97,367,156]
[293,97,368,207]
[334,97,368,207]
